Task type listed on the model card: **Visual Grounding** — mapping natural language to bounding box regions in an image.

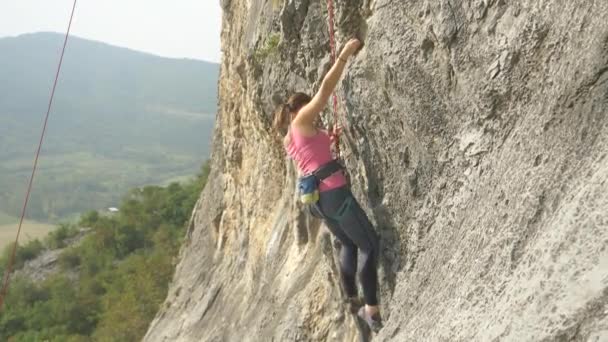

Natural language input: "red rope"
[0,0,78,311]
[326,0,341,157]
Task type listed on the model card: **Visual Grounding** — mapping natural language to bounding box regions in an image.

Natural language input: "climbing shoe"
[357,307,383,333]
[345,297,364,314]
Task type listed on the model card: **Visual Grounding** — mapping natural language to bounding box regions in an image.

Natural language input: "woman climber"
[273,38,382,332]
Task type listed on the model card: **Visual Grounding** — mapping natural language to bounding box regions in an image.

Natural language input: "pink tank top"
[286,125,347,192]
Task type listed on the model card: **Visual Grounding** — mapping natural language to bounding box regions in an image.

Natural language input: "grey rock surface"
[14,228,89,283]
[145,0,608,341]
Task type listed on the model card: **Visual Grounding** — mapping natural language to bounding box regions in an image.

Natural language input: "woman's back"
[285,126,346,192]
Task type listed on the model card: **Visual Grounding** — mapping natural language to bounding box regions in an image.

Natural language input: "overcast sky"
[0,0,222,62]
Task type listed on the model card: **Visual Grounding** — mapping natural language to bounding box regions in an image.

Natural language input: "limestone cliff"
[145,0,608,341]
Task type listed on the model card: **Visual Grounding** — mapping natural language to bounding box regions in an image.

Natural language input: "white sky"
[0,0,222,62]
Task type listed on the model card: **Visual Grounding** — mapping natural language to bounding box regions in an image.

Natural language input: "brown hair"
[273,92,311,132]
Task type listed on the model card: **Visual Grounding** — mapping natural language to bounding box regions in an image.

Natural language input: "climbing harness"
[298,159,344,204]
[0,0,78,312]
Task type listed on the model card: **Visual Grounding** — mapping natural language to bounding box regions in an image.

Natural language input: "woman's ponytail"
[272,92,312,133]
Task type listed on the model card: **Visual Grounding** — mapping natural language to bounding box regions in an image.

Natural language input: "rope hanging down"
[0,0,78,312]
[326,0,342,157]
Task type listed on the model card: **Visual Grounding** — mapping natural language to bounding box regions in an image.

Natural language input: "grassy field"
[0,149,206,221]
[0,212,17,225]
[0,216,55,250]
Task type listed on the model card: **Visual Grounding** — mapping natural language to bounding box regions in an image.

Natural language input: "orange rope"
[0,0,78,311]
[326,0,342,157]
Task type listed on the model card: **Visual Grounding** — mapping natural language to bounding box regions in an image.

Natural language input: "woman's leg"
[336,198,379,307]
[319,212,358,299]
[334,196,383,333]
[339,237,358,299]
[318,188,381,310]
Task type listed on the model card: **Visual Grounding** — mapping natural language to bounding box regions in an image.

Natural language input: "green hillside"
[0,161,210,340]
[0,32,219,221]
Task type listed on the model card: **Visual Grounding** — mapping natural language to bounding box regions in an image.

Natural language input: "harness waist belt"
[313,159,343,181]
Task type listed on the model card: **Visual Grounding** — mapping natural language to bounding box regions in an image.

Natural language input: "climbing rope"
[326,0,342,157]
[0,0,78,312]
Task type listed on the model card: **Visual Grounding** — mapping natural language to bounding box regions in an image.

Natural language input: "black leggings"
[310,186,380,306]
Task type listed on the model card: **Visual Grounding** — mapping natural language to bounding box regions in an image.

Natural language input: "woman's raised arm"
[293,39,362,128]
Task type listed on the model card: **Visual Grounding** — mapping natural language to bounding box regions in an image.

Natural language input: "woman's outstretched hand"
[339,38,362,60]
[293,40,362,131]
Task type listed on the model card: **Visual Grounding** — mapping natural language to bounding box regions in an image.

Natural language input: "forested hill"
[0,32,219,221]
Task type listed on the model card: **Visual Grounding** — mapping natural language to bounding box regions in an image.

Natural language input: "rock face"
[145,1,608,341]
[14,229,89,283]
